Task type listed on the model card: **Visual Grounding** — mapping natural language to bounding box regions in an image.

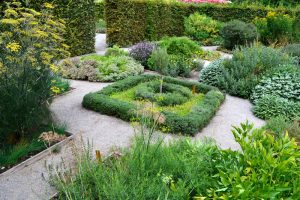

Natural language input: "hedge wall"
[1,0,96,57]
[105,0,300,46]
[95,2,105,20]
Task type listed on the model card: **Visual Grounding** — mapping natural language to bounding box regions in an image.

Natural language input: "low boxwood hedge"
[83,74,225,135]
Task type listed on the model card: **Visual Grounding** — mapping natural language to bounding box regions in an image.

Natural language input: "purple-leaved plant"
[129,42,156,67]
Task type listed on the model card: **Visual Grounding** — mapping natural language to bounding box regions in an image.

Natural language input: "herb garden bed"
[83,74,225,135]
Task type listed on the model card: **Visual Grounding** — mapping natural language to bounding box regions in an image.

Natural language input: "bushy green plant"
[147,48,192,77]
[159,37,201,58]
[199,59,225,87]
[105,45,128,57]
[97,56,144,82]
[220,20,258,50]
[253,11,295,45]
[0,3,68,140]
[283,43,300,64]
[253,95,300,120]
[217,44,293,98]
[251,72,300,103]
[54,121,300,199]
[184,13,223,45]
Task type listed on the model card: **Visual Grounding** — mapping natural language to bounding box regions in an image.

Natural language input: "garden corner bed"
[82,74,225,135]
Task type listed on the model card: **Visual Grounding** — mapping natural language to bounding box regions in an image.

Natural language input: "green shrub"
[83,74,224,135]
[253,11,296,45]
[283,43,300,64]
[97,56,144,82]
[217,44,293,98]
[184,13,223,45]
[220,20,258,50]
[251,72,300,103]
[105,45,128,57]
[159,37,201,58]
[199,59,225,87]
[147,47,169,72]
[0,3,68,140]
[54,121,300,199]
[253,95,300,120]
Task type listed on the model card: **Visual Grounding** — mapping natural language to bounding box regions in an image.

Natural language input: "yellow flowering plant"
[0,2,69,139]
[253,11,295,45]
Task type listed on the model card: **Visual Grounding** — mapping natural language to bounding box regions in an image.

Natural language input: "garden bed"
[83,74,225,135]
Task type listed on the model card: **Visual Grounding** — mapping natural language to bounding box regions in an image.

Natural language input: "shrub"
[54,122,300,199]
[199,59,225,87]
[83,74,224,135]
[105,45,128,57]
[59,59,99,82]
[159,37,201,58]
[253,11,295,45]
[282,43,300,64]
[184,13,223,45]
[147,48,192,77]
[253,95,300,120]
[104,0,300,46]
[220,20,258,50]
[251,72,300,103]
[0,3,68,140]
[217,44,293,98]
[129,42,156,66]
[97,56,144,82]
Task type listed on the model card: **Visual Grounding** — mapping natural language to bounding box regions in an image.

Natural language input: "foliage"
[147,47,193,77]
[54,122,300,199]
[129,42,156,66]
[105,0,300,46]
[184,13,223,45]
[264,116,300,141]
[220,20,258,50]
[159,37,201,58]
[217,44,293,98]
[253,95,300,120]
[59,59,99,82]
[96,19,106,33]
[2,0,96,56]
[196,50,221,61]
[105,45,128,57]
[50,76,70,96]
[83,74,224,135]
[0,3,68,140]
[199,59,225,87]
[283,43,300,64]
[253,11,296,45]
[97,56,144,82]
[251,72,300,103]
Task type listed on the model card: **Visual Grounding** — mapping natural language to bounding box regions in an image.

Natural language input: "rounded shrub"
[251,72,300,103]
[129,42,156,66]
[184,13,223,45]
[159,36,202,58]
[253,95,300,120]
[199,59,225,87]
[220,20,258,50]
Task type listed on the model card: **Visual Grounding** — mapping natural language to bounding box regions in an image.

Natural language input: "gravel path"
[0,34,265,200]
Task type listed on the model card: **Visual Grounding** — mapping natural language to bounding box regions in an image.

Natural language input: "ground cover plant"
[59,50,144,82]
[83,74,224,135]
[54,121,300,199]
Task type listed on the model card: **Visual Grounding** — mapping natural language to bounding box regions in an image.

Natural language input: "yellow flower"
[44,3,54,9]
[0,18,20,26]
[40,52,53,64]
[6,42,21,53]
[50,64,59,73]
[4,8,18,18]
[267,11,276,18]
[51,86,61,95]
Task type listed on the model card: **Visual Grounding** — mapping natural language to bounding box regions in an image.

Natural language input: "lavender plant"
[129,42,156,67]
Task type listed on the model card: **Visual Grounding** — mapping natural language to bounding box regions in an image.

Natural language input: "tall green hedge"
[1,0,96,56]
[105,0,300,46]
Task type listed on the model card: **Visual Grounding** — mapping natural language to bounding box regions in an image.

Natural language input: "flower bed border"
[82,74,225,135]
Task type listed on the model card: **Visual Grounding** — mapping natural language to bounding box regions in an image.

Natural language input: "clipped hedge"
[95,2,105,20]
[83,74,225,135]
[1,0,96,56]
[105,0,300,46]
